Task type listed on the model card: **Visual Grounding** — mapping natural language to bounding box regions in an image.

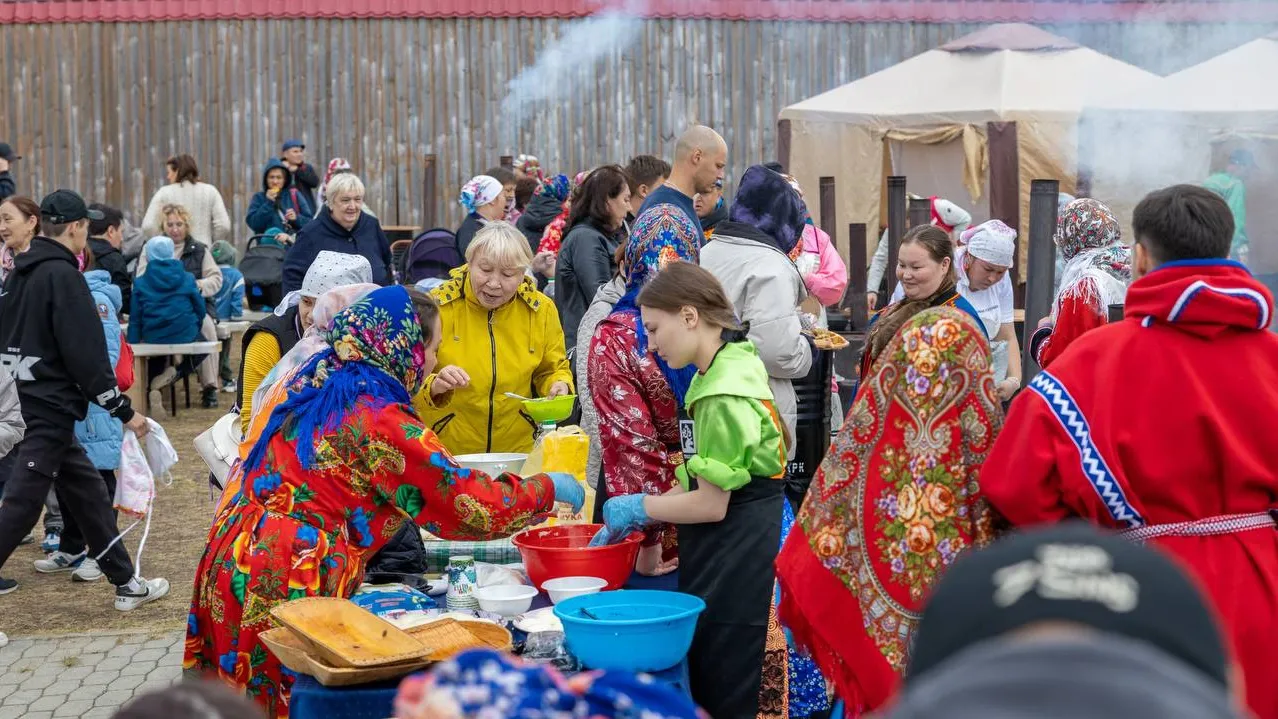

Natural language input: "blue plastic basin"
[553,589,706,672]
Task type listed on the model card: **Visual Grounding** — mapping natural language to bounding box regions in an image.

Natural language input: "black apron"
[677,404,784,719]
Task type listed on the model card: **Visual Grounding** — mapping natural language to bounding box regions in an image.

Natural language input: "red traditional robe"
[981,260,1278,719]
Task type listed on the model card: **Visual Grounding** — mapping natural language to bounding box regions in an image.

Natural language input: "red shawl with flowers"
[777,306,1003,714]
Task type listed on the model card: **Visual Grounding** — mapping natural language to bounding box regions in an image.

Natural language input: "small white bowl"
[473,585,538,617]
[542,576,608,605]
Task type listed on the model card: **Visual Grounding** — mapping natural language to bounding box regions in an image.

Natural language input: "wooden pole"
[847,222,869,329]
[777,119,792,174]
[885,176,908,298]
[1023,179,1060,385]
[422,154,437,229]
[987,121,1022,300]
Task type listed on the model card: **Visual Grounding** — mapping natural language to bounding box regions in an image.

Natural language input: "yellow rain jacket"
[415,266,574,455]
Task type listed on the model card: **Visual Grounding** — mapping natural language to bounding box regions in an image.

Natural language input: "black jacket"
[455,214,487,259]
[88,236,132,315]
[555,218,623,356]
[289,160,321,208]
[236,306,302,413]
[516,194,564,255]
[0,171,13,203]
[282,207,394,292]
[0,236,134,430]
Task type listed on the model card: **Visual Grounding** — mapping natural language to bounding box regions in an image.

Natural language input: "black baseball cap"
[907,522,1229,687]
[0,143,19,162]
[40,189,104,224]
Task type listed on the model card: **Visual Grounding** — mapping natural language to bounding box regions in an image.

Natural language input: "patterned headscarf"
[538,174,571,203]
[459,175,504,215]
[318,157,353,208]
[514,154,545,183]
[613,204,703,404]
[247,286,428,472]
[728,164,807,255]
[1053,198,1131,317]
[393,649,706,719]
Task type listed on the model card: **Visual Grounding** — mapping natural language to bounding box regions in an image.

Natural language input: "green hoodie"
[675,340,787,492]
[1202,171,1247,254]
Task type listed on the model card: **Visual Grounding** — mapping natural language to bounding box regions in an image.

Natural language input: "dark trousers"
[0,424,134,585]
[59,470,118,556]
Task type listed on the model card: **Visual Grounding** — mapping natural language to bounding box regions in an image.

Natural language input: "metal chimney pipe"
[908,196,931,230]
[1023,179,1061,385]
[885,177,908,298]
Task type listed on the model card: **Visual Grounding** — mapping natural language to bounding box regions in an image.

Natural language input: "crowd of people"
[0,122,1273,719]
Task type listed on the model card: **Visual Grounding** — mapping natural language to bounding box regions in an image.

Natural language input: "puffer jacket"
[414,266,574,455]
[797,222,849,307]
[128,256,205,345]
[700,223,813,459]
[0,364,25,458]
[75,270,124,470]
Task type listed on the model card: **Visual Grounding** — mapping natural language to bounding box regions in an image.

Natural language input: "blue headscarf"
[539,174,571,203]
[611,203,702,405]
[246,286,428,472]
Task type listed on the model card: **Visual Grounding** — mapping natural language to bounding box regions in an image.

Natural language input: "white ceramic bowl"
[453,453,528,476]
[473,584,538,617]
[542,576,608,605]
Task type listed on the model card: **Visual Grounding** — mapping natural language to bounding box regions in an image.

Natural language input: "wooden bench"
[126,341,222,417]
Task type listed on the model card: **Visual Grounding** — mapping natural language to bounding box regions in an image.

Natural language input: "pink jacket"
[797,223,848,307]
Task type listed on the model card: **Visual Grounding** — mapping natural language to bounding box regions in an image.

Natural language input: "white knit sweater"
[141,182,232,247]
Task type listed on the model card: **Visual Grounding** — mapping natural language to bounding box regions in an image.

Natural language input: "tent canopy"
[780,23,1160,277]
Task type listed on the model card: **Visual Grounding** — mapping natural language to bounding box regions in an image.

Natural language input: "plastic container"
[542,576,607,604]
[453,453,527,476]
[473,585,538,617]
[553,590,706,672]
[523,425,593,526]
[512,524,643,591]
[522,395,576,424]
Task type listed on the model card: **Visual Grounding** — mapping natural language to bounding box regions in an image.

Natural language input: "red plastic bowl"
[512,524,644,591]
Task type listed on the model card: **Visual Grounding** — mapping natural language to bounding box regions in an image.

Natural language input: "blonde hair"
[466,221,534,270]
[161,203,193,237]
[325,173,366,208]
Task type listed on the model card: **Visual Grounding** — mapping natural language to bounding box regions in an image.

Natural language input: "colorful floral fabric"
[587,311,681,563]
[776,306,1002,714]
[538,207,571,256]
[539,174,571,203]
[185,288,557,718]
[459,175,503,215]
[394,649,707,719]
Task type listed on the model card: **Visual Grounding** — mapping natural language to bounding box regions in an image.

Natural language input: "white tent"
[780,23,1160,276]
[1083,33,1278,271]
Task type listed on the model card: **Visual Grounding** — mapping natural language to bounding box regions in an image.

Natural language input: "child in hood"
[591,261,814,719]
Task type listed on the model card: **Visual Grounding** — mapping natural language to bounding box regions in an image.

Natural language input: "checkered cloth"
[422,537,522,573]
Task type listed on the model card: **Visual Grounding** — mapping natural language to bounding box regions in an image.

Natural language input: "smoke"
[501,0,650,135]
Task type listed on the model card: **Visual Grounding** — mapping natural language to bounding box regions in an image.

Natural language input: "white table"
[241,310,270,323]
[217,320,252,341]
[127,341,222,416]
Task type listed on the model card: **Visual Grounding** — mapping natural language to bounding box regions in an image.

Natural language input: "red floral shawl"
[777,306,1003,714]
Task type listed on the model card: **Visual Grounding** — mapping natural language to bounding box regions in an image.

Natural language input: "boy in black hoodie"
[0,190,169,610]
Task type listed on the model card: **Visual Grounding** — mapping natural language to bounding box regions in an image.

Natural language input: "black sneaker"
[201,386,219,409]
[0,576,16,594]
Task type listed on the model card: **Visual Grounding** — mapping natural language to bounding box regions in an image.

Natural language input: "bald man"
[637,125,727,235]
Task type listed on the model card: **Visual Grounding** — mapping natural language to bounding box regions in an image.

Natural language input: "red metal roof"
[4,0,1278,23]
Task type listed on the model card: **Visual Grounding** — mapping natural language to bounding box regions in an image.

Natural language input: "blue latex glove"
[588,494,651,547]
[547,472,585,514]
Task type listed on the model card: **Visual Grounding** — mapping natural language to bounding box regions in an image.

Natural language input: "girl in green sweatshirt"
[590,260,789,718]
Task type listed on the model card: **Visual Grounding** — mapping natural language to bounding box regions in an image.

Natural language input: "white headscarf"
[459,175,503,215]
[274,251,374,316]
[961,220,1017,268]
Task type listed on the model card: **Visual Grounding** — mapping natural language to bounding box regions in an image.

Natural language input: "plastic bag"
[116,431,155,520]
[143,418,179,483]
[523,426,593,526]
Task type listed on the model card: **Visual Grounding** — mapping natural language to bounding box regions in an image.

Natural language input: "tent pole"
[1023,179,1060,386]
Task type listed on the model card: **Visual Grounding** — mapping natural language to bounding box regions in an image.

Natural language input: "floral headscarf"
[249,282,382,426]
[459,175,503,215]
[514,154,545,183]
[318,157,353,208]
[246,286,428,472]
[538,174,571,203]
[393,649,706,719]
[612,203,703,404]
[1053,198,1131,317]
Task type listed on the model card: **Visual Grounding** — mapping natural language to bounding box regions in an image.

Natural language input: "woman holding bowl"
[415,222,573,455]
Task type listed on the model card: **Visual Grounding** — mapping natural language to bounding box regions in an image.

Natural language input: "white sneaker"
[148,389,164,414]
[33,551,84,574]
[151,366,179,390]
[72,557,104,582]
[114,577,170,612]
[0,631,8,648]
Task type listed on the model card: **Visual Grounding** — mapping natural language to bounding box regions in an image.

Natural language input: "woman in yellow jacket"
[415,221,573,455]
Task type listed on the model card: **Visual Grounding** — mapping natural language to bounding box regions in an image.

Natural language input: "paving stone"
[109,674,146,692]
[24,711,52,719]
[51,666,94,684]
[129,647,167,663]
[80,638,118,655]
[92,689,134,708]
[82,708,115,719]
[0,686,14,702]
[65,685,106,704]
[118,662,154,677]
[79,670,118,687]
[27,695,64,712]
[1,688,42,706]
[0,640,34,657]
[53,699,95,718]
[18,674,58,691]
[22,643,55,659]
[0,706,26,719]
[141,639,171,652]
[95,656,129,674]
